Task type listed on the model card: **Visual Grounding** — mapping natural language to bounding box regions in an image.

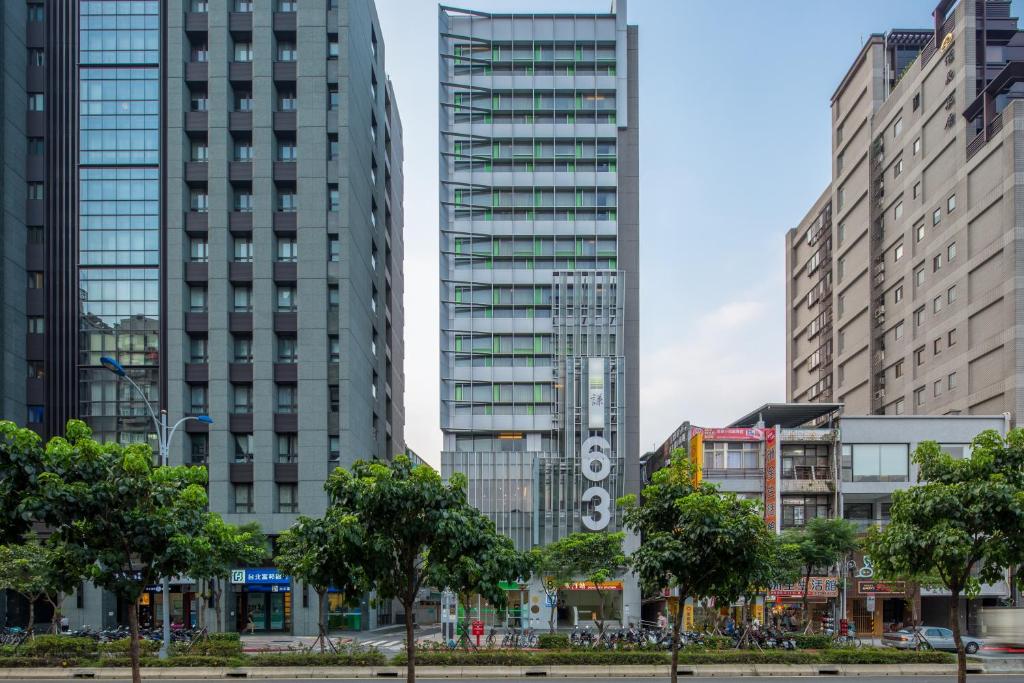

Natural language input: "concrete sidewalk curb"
[0,663,981,678]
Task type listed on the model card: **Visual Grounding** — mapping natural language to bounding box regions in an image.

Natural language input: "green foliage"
[868,430,1024,683]
[785,633,832,649]
[247,649,388,666]
[534,531,625,632]
[536,633,570,649]
[183,515,265,592]
[780,517,859,576]
[98,638,160,657]
[0,421,45,544]
[169,638,241,657]
[19,635,96,658]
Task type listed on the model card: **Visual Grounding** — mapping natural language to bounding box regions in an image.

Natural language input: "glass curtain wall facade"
[77,0,161,446]
[439,3,639,552]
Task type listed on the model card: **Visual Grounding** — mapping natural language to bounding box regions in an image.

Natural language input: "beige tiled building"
[787,0,1024,421]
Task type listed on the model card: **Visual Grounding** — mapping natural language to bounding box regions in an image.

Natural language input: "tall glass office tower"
[438,1,640,564]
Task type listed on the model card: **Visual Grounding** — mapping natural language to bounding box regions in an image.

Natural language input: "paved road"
[21,677,1024,682]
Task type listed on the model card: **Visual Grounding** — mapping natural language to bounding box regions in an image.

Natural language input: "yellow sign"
[752,604,764,623]
[683,602,694,630]
[667,596,679,616]
[689,432,704,484]
[562,581,624,591]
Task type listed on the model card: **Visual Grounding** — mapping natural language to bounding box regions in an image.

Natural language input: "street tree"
[621,450,779,683]
[184,517,265,633]
[28,419,210,683]
[530,543,579,633]
[275,514,362,652]
[536,531,626,637]
[427,509,532,639]
[0,422,45,544]
[0,539,52,634]
[326,454,500,683]
[868,431,1024,683]
[780,516,858,627]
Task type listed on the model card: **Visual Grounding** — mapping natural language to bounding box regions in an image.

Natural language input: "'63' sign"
[581,436,612,530]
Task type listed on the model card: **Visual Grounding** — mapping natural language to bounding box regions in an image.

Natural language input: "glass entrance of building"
[236,591,291,633]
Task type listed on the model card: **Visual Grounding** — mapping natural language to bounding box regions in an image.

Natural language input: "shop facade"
[229,568,292,633]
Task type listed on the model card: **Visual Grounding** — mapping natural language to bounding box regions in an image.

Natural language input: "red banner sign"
[858,581,905,595]
[764,427,778,531]
[696,427,765,442]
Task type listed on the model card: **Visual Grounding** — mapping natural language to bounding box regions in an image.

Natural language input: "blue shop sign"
[247,584,292,593]
[230,568,290,585]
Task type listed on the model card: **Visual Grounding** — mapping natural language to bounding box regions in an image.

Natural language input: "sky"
[373,0,997,467]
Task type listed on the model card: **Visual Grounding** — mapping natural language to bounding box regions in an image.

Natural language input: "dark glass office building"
[1,0,405,635]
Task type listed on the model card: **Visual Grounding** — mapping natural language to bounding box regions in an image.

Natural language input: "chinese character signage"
[768,576,839,599]
[563,581,623,591]
[697,427,765,442]
[588,357,605,429]
[858,581,906,595]
[230,568,290,585]
[764,427,778,531]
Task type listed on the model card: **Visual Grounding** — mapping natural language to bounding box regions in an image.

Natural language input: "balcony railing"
[702,468,764,479]
[782,465,835,481]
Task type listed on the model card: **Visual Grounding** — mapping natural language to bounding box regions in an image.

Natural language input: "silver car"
[882,626,982,654]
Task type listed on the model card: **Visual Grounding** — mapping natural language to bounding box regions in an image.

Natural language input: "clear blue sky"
[375,0,1017,465]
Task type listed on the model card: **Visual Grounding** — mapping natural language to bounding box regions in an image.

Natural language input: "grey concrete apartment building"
[438,1,641,624]
[787,0,1024,422]
[0,0,404,636]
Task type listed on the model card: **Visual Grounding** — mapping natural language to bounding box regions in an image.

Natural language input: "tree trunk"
[318,590,327,653]
[801,565,812,630]
[214,581,223,633]
[547,590,557,633]
[26,599,35,636]
[950,590,966,683]
[127,596,143,683]
[594,588,605,637]
[403,597,416,683]
[670,604,684,683]
[48,593,63,634]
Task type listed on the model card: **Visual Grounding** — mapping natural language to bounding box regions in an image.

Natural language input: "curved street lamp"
[99,356,213,659]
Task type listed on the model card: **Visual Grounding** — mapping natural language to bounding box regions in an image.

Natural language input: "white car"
[882,626,982,654]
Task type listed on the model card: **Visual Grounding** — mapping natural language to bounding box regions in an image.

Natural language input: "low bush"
[208,631,241,642]
[782,633,832,650]
[98,638,160,657]
[537,633,570,649]
[247,650,388,667]
[698,635,735,651]
[19,635,96,658]
[170,638,242,657]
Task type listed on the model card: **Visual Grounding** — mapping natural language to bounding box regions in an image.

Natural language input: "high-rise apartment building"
[438,2,640,623]
[788,0,1024,422]
[1,0,404,636]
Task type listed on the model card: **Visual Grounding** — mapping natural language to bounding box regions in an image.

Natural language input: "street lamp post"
[100,356,213,659]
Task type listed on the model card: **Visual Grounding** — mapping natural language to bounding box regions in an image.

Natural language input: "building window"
[329,385,340,412]
[277,140,297,161]
[894,159,903,178]
[837,187,845,211]
[781,495,832,529]
[191,90,208,111]
[893,201,903,220]
[913,137,921,155]
[837,152,844,173]
[234,191,254,212]
[329,185,340,212]
[329,236,340,262]
[948,328,957,346]
[894,322,904,340]
[235,90,253,111]
[28,226,44,244]
[837,256,845,282]
[234,41,253,62]
[233,384,253,413]
[277,434,298,463]
[837,123,844,144]
[841,444,909,482]
[27,5,44,22]
[27,316,44,334]
[277,484,298,513]
[191,43,209,62]
[894,360,904,378]
[277,192,297,212]
[915,346,925,366]
[329,436,340,462]
[913,93,921,111]
[233,484,253,514]
[234,434,254,463]
[189,238,208,263]
[27,271,43,289]
[276,286,297,312]
[838,329,845,353]
[837,222,845,245]
[277,42,297,62]
[278,90,297,111]
[838,293,845,317]
[329,335,340,362]
[933,208,941,226]
[190,385,209,413]
[233,286,253,312]
[705,441,760,471]
[189,336,208,364]
[189,286,207,312]
[191,0,209,11]
[915,222,924,242]
[29,48,44,66]
[328,38,339,58]
[27,405,45,423]
[947,242,957,262]
[328,285,339,312]
[329,86,339,110]
[329,136,339,160]
[933,296,942,313]
[28,182,44,200]
[913,182,920,199]
[234,335,253,363]
[277,0,297,11]
[934,338,942,355]
[277,385,297,413]
[915,268,924,287]
[190,190,208,212]
[948,372,957,389]
[234,140,254,161]
[233,236,253,262]
[277,336,298,363]
[933,254,942,272]
[27,361,45,379]
[914,306,924,327]
[894,243,903,261]
[27,138,44,156]
[947,285,957,304]
[894,398,905,415]
[191,140,208,161]
[276,237,298,262]
[947,194,956,212]
[190,434,209,465]
[28,93,44,111]
[893,117,903,138]
[934,380,942,397]
[894,285,903,303]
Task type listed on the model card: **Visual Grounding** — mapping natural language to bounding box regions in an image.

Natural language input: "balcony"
[185,61,208,84]
[228,312,253,333]
[185,111,208,133]
[184,11,208,34]
[184,262,208,284]
[274,312,298,333]
[229,462,254,484]
[184,161,208,184]
[228,111,252,133]
[780,466,836,494]
[229,413,254,433]
[702,468,764,480]
[229,11,252,34]
[273,261,297,283]
[273,111,297,132]
[229,363,253,383]
[184,363,209,383]
[228,161,252,183]
[273,212,297,233]
[184,312,208,333]
[274,463,299,483]
[272,11,297,33]
[274,413,298,432]
[273,161,297,183]
[228,212,253,234]
[274,363,298,383]
[228,61,253,82]
[229,262,253,283]
[272,61,297,82]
